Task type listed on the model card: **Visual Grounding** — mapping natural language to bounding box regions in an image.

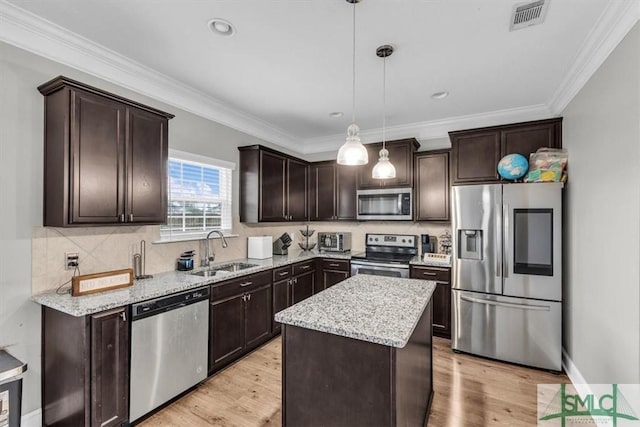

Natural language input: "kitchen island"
[275,275,436,427]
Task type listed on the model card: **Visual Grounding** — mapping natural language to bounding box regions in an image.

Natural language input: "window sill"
[153,231,239,244]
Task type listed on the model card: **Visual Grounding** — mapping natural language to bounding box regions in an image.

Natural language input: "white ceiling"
[1,0,638,154]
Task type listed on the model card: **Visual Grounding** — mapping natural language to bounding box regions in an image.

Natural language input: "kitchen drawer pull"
[240,281,253,287]
[120,311,127,322]
[421,272,437,276]
[299,265,311,270]
[329,263,340,267]
[129,213,134,222]
[119,214,125,222]
[278,272,289,276]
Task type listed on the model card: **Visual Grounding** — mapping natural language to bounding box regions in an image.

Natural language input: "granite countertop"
[274,275,436,348]
[32,250,351,317]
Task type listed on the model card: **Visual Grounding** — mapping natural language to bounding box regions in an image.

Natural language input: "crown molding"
[0,0,301,151]
[548,0,640,115]
[300,104,554,154]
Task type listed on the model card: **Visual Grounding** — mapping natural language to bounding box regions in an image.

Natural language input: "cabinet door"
[245,284,272,349]
[291,272,314,304]
[415,151,450,221]
[501,121,561,158]
[90,308,129,427]
[126,107,168,224]
[260,151,287,221]
[451,131,501,184]
[384,142,414,187]
[431,282,451,339]
[323,270,349,289]
[273,279,290,334]
[287,158,309,221]
[310,163,336,221]
[210,294,245,369]
[70,89,126,224]
[336,164,358,220]
[357,143,380,189]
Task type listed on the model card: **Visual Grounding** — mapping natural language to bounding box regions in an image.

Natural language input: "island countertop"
[275,275,436,348]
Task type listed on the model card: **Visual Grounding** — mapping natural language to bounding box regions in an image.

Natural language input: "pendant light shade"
[337,0,368,166]
[337,123,368,165]
[372,44,396,179]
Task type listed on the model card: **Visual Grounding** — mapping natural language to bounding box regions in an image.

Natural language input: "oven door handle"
[350,260,410,270]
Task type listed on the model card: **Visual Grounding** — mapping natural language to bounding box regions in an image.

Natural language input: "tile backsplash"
[31,218,450,294]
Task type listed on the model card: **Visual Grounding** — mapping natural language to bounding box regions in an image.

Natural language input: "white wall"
[562,22,640,383]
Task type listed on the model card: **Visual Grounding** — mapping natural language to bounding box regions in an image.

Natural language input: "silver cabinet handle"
[503,203,509,279]
[247,293,251,301]
[129,213,134,222]
[294,277,298,283]
[460,295,550,311]
[496,201,502,278]
[240,281,253,287]
[242,295,247,301]
[329,263,340,267]
[421,271,437,276]
[299,265,311,270]
[278,271,289,276]
[120,311,127,321]
[119,214,125,222]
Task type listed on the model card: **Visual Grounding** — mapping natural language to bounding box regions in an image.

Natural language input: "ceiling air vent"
[509,0,549,31]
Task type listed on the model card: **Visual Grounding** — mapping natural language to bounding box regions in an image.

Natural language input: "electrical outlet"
[65,252,79,270]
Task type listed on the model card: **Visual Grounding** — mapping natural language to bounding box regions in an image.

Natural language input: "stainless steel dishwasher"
[129,287,209,422]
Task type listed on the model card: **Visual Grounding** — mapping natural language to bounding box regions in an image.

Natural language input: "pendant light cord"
[352,1,356,125]
[382,54,386,150]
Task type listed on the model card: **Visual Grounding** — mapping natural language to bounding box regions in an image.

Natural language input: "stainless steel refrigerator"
[451,183,562,371]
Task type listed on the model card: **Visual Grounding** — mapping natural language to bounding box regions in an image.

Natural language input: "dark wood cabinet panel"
[358,139,420,189]
[90,308,129,427]
[71,89,125,224]
[415,150,450,221]
[42,305,131,427]
[309,161,357,221]
[272,279,290,334]
[323,270,349,290]
[287,158,309,221]
[336,165,358,220]
[450,118,562,185]
[291,272,314,304]
[210,294,245,369]
[451,131,501,184]
[245,284,272,348]
[411,266,451,339]
[126,107,168,224]
[259,151,287,222]
[239,145,309,223]
[39,76,172,227]
[309,162,336,221]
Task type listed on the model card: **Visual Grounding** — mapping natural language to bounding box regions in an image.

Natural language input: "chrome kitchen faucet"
[202,230,228,267]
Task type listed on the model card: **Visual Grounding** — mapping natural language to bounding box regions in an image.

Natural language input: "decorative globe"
[497,153,529,180]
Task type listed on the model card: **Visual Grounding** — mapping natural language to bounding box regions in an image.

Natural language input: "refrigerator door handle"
[460,295,550,311]
[496,202,502,278]
[503,203,509,278]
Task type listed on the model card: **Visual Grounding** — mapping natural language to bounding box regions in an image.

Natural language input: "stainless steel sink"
[191,262,258,277]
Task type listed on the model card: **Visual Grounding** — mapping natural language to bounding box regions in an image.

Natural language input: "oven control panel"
[366,234,417,248]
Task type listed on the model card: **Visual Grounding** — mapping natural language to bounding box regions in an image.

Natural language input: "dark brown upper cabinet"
[414,150,450,222]
[38,76,173,227]
[357,138,420,189]
[449,118,562,185]
[309,161,358,221]
[238,145,309,223]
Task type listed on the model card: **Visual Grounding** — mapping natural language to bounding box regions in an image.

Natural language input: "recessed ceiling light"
[208,18,235,37]
[329,112,344,118]
[431,91,449,100]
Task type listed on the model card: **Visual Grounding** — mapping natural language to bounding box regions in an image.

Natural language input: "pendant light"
[337,0,368,166]
[372,44,396,179]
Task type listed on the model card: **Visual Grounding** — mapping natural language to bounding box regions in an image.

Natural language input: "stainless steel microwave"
[356,188,413,221]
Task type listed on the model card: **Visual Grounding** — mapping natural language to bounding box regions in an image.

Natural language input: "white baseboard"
[21,408,41,427]
[562,348,609,427]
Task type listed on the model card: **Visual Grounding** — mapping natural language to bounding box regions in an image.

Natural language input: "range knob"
[375,238,379,242]
[402,239,406,243]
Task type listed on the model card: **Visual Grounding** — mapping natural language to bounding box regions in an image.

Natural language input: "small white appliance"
[248,236,273,259]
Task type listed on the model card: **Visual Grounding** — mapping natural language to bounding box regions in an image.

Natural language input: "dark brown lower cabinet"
[291,271,314,304]
[410,266,451,339]
[209,280,273,373]
[42,306,129,427]
[320,259,350,291]
[272,278,290,334]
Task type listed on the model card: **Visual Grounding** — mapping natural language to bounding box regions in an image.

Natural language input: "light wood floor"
[140,336,569,426]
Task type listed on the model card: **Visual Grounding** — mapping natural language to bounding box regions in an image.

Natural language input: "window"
[161,150,234,240]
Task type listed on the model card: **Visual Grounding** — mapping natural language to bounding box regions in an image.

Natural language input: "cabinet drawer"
[292,260,315,276]
[322,259,350,272]
[273,266,292,281]
[212,270,272,301]
[411,266,450,283]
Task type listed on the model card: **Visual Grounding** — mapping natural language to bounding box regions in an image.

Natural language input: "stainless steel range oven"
[350,233,418,278]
